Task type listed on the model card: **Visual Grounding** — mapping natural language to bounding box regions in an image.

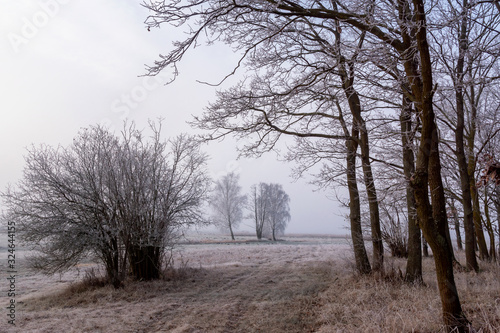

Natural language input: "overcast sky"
[1,0,349,235]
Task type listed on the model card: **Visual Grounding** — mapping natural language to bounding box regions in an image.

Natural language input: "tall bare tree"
[432,0,500,268]
[142,0,490,329]
[2,126,127,287]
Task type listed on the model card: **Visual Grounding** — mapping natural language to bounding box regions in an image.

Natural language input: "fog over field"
[0,0,347,236]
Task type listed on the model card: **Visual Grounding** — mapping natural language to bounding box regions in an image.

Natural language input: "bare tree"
[2,121,211,285]
[432,0,500,268]
[146,0,379,275]
[248,182,291,240]
[263,183,291,241]
[210,172,247,240]
[142,0,487,329]
[249,183,269,240]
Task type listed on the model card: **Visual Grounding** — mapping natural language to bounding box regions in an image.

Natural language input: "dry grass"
[15,263,333,333]
[316,254,500,333]
[3,236,500,332]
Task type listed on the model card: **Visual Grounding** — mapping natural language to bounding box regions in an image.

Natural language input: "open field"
[1,232,500,332]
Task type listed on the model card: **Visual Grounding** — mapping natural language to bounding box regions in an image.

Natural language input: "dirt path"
[141,263,333,333]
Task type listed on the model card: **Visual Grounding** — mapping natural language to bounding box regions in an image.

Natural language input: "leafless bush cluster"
[2,121,211,286]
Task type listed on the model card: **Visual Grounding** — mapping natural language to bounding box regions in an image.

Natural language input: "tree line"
[141,0,500,331]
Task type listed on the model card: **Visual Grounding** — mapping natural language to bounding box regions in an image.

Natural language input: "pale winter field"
[1,231,499,333]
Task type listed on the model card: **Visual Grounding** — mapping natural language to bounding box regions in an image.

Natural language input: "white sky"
[0,0,348,235]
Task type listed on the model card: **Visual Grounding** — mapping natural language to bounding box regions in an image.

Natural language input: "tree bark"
[496,188,500,261]
[401,0,468,330]
[449,199,463,251]
[483,188,496,261]
[466,81,490,261]
[470,181,490,260]
[454,0,479,270]
[401,94,422,284]
[229,219,235,240]
[356,113,384,274]
[335,24,384,274]
[346,125,372,275]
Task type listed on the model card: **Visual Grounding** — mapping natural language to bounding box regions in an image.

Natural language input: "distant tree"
[210,172,247,240]
[1,121,211,286]
[264,183,291,241]
[249,182,291,241]
[249,183,269,240]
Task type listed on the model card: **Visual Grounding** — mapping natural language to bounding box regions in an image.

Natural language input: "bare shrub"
[379,199,408,258]
[2,121,211,286]
[163,257,197,282]
[68,268,110,294]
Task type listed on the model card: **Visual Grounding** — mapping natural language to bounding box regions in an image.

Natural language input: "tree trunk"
[400,0,468,330]
[103,233,124,288]
[470,182,490,260]
[104,250,122,288]
[412,122,468,331]
[253,187,264,240]
[483,188,496,261]
[128,244,161,281]
[346,126,372,275]
[401,94,422,284]
[466,79,490,261]
[454,0,479,270]
[229,220,235,240]
[334,22,383,274]
[449,199,463,251]
[256,227,262,240]
[357,119,384,274]
[496,187,500,261]
[339,61,384,275]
